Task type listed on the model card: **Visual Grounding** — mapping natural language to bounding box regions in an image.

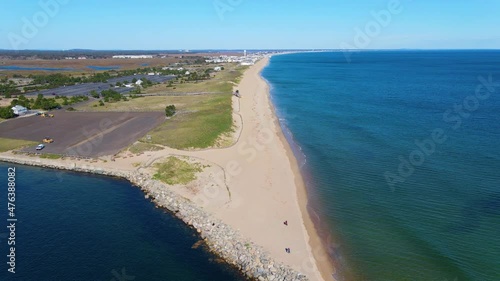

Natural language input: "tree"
[0,107,15,119]
[165,105,176,117]
[90,90,100,98]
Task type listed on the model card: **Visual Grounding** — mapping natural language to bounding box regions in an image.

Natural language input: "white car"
[36,144,45,150]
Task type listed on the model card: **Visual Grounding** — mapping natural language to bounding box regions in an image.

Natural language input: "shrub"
[90,90,100,98]
[0,107,15,119]
[165,105,176,117]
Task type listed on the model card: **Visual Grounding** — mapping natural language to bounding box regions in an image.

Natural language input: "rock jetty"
[0,155,310,281]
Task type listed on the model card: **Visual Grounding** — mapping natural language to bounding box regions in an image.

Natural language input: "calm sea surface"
[262,51,500,281]
[0,163,246,281]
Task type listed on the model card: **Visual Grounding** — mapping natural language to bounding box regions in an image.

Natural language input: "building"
[214,66,222,71]
[11,105,28,115]
[135,79,143,86]
[112,55,154,59]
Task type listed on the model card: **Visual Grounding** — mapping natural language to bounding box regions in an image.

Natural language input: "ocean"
[0,163,246,281]
[261,51,500,281]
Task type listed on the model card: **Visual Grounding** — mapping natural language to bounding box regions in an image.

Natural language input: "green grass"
[128,142,163,154]
[39,153,62,159]
[146,93,233,149]
[153,156,203,185]
[0,138,37,152]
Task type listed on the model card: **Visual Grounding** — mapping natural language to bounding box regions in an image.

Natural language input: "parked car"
[36,144,45,150]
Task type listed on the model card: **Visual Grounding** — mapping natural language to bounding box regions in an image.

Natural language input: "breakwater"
[0,155,310,281]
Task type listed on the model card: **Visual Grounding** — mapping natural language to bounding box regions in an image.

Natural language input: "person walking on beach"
[284,220,288,226]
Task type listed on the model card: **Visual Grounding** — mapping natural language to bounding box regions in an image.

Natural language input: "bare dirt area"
[0,111,165,157]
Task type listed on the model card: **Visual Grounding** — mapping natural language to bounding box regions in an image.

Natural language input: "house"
[124,84,134,88]
[214,66,222,71]
[185,71,190,75]
[11,105,28,115]
[135,79,143,86]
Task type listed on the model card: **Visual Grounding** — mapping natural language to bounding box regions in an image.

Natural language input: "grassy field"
[146,93,233,149]
[153,156,203,185]
[128,142,163,154]
[73,64,246,149]
[144,65,246,148]
[0,138,37,152]
[39,153,62,159]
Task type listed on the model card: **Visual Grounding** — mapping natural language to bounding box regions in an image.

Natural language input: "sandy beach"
[0,57,334,280]
[184,57,335,280]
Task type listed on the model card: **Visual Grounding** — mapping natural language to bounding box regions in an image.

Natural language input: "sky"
[1,0,499,50]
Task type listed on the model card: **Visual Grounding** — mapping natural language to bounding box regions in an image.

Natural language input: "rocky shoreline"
[0,155,309,281]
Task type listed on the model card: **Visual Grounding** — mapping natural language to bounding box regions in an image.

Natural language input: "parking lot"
[27,74,175,97]
[0,111,165,157]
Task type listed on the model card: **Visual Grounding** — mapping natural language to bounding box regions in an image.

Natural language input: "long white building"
[112,55,153,59]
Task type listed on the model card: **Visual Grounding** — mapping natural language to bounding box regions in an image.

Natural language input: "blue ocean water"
[262,51,500,281]
[0,164,246,281]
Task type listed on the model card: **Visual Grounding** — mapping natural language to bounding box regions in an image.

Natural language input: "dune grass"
[153,156,203,185]
[39,153,62,159]
[128,142,163,154]
[0,138,37,152]
[145,93,233,149]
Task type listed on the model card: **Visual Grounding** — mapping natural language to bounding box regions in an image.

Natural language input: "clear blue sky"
[1,0,499,50]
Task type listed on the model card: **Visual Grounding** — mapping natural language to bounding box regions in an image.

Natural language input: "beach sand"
[184,57,334,281]
[0,57,335,280]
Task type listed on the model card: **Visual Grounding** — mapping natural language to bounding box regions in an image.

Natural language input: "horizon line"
[1,48,500,52]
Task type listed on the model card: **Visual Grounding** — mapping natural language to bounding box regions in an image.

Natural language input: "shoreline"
[0,56,334,281]
[259,56,337,281]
